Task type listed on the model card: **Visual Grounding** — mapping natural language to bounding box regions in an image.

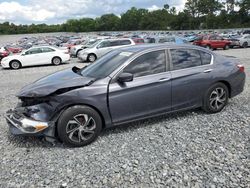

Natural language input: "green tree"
[95,14,121,31]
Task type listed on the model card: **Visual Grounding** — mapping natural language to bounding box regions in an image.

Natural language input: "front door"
[108,50,172,124]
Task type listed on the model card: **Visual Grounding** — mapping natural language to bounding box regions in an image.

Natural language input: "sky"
[0,0,186,24]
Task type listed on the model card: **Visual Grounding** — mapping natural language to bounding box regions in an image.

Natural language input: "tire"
[223,45,229,50]
[87,54,97,63]
[10,60,21,69]
[76,50,82,57]
[202,83,229,113]
[242,42,248,48]
[57,105,102,147]
[205,45,211,50]
[52,57,62,65]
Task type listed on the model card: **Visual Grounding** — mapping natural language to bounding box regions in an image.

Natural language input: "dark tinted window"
[110,41,120,46]
[123,50,166,78]
[209,35,216,40]
[200,51,212,65]
[170,49,201,70]
[216,36,223,40]
[120,40,131,45]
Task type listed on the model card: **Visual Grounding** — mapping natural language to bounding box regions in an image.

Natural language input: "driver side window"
[98,41,111,48]
[123,50,166,78]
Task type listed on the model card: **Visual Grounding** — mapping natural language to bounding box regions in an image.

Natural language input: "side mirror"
[118,72,133,83]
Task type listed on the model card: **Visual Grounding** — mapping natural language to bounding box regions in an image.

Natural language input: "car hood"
[17,67,94,98]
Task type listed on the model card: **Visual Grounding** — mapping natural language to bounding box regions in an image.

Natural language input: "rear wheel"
[57,105,102,147]
[52,57,62,65]
[242,42,248,48]
[223,44,229,50]
[205,45,211,49]
[10,60,21,69]
[202,83,229,113]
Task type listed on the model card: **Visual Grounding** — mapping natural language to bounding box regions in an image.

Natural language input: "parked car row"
[1,46,70,69]
[2,29,250,69]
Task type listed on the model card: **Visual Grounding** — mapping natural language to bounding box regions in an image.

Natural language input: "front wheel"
[57,105,102,147]
[87,54,97,63]
[242,42,248,48]
[202,83,229,113]
[10,60,21,69]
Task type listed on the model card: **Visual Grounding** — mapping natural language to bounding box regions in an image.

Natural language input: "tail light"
[237,64,245,72]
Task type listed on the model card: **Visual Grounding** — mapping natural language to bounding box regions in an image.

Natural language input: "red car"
[5,46,22,53]
[0,50,10,61]
[132,38,145,44]
[194,35,231,50]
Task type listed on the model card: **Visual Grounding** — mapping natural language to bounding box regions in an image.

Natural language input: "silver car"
[78,38,135,62]
[239,34,250,48]
[70,39,101,57]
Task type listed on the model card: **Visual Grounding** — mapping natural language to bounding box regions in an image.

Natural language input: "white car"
[70,39,100,57]
[78,38,135,62]
[1,46,70,69]
[239,34,250,48]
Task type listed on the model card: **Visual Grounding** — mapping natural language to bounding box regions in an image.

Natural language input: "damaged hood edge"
[17,68,95,98]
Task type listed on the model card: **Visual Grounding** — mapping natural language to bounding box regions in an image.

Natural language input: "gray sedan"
[5,44,245,147]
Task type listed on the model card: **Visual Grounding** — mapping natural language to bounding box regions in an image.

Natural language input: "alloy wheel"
[53,57,61,65]
[88,55,96,62]
[66,114,96,143]
[209,87,226,110]
[11,61,20,69]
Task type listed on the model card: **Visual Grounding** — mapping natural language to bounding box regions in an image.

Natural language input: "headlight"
[2,57,8,62]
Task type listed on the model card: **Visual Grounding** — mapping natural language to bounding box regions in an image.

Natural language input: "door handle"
[204,69,213,73]
[158,77,171,82]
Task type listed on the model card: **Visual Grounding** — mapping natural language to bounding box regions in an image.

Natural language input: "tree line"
[0,0,250,34]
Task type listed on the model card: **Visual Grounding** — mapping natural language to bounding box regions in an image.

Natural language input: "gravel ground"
[0,48,249,188]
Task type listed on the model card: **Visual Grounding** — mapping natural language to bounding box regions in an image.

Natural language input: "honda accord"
[5,44,245,147]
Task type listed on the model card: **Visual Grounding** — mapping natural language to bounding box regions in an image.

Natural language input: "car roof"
[118,43,212,53]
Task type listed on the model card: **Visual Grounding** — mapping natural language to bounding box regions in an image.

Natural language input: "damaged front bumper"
[5,109,56,138]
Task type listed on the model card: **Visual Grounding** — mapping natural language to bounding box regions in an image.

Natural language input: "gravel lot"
[0,48,249,188]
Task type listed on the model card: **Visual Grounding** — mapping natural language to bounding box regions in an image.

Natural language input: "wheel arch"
[212,80,232,98]
[88,53,97,59]
[53,103,106,136]
[9,59,22,66]
[52,56,62,63]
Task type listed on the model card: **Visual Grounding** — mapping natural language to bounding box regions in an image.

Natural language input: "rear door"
[40,47,56,64]
[169,48,214,110]
[209,35,218,48]
[108,49,172,124]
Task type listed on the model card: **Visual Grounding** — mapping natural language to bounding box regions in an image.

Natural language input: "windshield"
[81,50,133,79]
[85,40,100,48]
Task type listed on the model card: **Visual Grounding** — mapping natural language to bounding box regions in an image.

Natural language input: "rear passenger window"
[110,41,120,46]
[123,50,166,78]
[170,49,201,70]
[120,40,131,45]
[199,51,212,65]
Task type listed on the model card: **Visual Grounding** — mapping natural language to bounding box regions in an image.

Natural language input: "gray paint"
[8,44,246,138]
